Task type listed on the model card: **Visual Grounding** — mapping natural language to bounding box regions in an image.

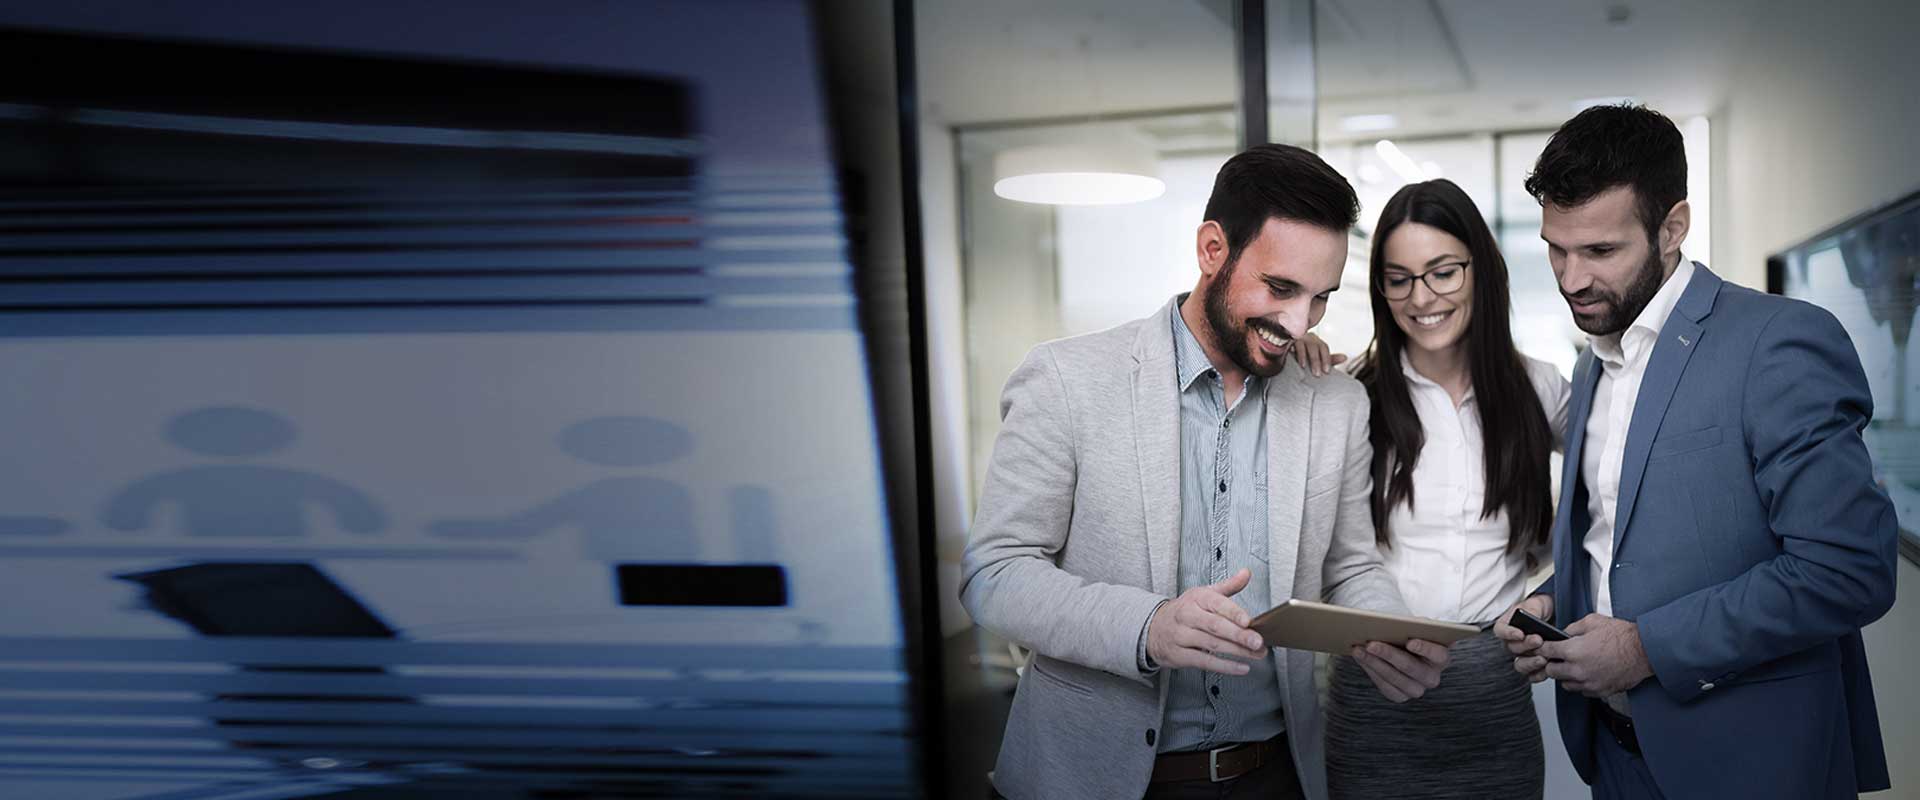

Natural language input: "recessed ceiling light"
[1374,140,1428,183]
[1340,113,1399,133]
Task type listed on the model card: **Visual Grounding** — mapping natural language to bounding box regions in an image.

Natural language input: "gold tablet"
[1248,598,1480,655]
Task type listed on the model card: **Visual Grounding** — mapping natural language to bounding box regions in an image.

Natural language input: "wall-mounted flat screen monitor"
[1769,189,1920,566]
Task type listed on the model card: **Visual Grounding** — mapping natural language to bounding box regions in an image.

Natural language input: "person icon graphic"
[428,416,704,561]
[101,406,386,538]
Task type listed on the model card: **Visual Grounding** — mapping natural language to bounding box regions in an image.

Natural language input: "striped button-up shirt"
[1154,304,1286,752]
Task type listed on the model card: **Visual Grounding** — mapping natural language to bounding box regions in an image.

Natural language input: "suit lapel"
[1558,350,1602,616]
[1612,265,1720,557]
[1134,301,1183,597]
[1264,367,1310,604]
[1564,351,1601,466]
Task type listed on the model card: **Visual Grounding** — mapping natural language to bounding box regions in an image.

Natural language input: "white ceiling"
[1322,0,1748,141]
[917,0,1751,143]
[915,0,1239,126]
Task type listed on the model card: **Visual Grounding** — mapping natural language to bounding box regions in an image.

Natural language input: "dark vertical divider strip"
[892,1,949,796]
[1237,0,1270,147]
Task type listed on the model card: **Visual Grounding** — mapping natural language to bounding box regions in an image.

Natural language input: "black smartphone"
[1507,608,1570,642]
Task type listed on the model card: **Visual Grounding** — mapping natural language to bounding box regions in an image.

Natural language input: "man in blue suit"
[1493,104,1898,799]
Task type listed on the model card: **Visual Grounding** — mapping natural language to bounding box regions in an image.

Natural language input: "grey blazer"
[961,297,1407,800]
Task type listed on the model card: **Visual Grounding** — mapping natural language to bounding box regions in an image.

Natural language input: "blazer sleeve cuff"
[1136,599,1168,676]
[1636,603,1720,704]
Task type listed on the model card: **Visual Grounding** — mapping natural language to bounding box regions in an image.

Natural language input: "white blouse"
[1367,354,1571,624]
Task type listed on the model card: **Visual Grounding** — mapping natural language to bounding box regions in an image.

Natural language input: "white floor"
[1534,680,1591,799]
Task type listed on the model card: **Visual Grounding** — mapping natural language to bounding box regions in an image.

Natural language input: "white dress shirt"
[1581,257,1696,620]
[1373,353,1570,624]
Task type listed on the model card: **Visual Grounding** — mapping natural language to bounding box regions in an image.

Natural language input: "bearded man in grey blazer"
[961,144,1452,800]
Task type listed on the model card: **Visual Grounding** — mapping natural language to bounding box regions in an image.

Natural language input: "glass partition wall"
[942,0,1320,503]
[956,110,1244,496]
[942,2,1712,508]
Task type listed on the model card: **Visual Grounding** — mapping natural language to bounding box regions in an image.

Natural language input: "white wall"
[1716,0,1920,290]
[1054,153,1224,336]
[1865,559,1920,799]
[1715,3,1920,796]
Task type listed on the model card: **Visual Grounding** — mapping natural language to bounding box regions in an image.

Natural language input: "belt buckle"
[1207,744,1234,783]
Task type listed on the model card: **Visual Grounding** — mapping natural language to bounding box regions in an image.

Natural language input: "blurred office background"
[0,1,1912,798]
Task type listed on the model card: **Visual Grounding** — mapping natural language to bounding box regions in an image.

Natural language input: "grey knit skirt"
[1325,628,1543,800]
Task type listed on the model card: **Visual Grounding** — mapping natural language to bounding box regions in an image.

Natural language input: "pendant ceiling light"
[992,142,1166,206]
[989,16,1163,207]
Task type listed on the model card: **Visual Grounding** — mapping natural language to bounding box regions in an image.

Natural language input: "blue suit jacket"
[1537,265,1897,798]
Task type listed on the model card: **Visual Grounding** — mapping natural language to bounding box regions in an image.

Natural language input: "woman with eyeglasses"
[1295,179,1568,799]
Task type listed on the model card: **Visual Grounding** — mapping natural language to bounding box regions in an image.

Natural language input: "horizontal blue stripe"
[0,248,844,276]
[0,671,906,706]
[0,275,849,305]
[0,545,520,561]
[0,698,909,731]
[0,767,911,796]
[0,722,912,754]
[0,224,845,252]
[0,744,911,774]
[0,304,860,335]
[0,637,904,671]
[0,206,840,231]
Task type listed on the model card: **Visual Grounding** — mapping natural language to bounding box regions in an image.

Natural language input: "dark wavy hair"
[1204,143,1360,269]
[1523,103,1687,244]
[1351,179,1553,553]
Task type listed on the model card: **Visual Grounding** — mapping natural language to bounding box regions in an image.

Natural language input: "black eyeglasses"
[1380,260,1470,300]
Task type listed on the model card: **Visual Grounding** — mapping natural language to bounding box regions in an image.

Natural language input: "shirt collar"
[1589,255,1695,366]
[1171,296,1216,391]
[1398,350,1474,402]
[1171,294,1260,394]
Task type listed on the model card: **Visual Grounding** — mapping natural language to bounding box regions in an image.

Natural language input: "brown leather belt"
[1149,733,1287,783]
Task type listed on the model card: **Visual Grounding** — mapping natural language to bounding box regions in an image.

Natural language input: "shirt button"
[1210,685,1221,697]
[1701,682,1716,691]
[1215,547,1222,560]
[1145,728,1157,746]
[1219,481,1227,493]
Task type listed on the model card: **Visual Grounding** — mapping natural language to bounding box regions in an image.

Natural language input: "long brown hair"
[1351,179,1553,553]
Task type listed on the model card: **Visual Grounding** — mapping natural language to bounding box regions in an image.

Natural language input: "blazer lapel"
[1612,265,1721,556]
[1561,350,1602,502]
[1134,300,1183,597]
[1557,349,1602,612]
[1264,366,1310,604]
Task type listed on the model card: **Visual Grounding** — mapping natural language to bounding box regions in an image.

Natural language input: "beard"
[1564,244,1667,336]
[1203,256,1293,378]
